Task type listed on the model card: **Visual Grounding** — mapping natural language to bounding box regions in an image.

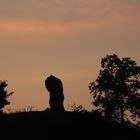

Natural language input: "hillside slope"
[0,111,139,140]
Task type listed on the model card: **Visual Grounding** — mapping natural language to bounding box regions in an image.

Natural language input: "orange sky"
[0,0,140,111]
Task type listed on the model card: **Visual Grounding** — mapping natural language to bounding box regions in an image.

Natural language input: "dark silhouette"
[89,54,140,124]
[45,75,65,112]
[0,74,139,140]
[0,110,139,140]
[0,80,13,114]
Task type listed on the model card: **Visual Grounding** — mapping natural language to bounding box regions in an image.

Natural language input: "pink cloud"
[0,19,103,33]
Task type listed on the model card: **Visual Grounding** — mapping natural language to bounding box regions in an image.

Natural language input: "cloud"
[0,19,103,33]
[0,0,139,22]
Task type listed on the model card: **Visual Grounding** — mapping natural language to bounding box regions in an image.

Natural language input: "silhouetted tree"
[0,80,13,114]
[89,54,140,124]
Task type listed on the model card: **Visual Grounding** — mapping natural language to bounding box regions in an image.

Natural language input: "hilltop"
[0,110,139,140]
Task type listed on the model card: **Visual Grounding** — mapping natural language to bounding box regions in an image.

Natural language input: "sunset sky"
[0,0,140,111]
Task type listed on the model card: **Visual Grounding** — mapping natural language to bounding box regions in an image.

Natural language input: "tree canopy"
[0,80,13,114]
[89,54,140,124]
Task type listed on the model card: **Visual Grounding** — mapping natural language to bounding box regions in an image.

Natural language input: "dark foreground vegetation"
[0,110,139,140]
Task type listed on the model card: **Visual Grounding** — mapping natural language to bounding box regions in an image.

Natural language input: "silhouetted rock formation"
[45,75,65,112]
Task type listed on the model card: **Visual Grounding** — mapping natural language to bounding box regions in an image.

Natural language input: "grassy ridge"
[0,111,139,140]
